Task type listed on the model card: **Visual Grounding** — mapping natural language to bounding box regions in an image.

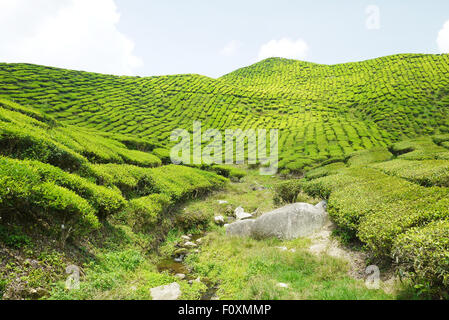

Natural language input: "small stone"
[218,200,228,204]
[214,216,226,226]
[193,249,200,254]
[174,255,185,263]
[235,207,253,220]
[276,246,288,251]
[183,241,197,248]
[277,283,289,288]
[181,235,191,241]
[175,274,186,280]
[195,238,202,244]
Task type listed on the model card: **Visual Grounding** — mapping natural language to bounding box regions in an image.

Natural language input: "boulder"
[225,202,328,240]
[252,202,328,240]
[225,219,255,237]
[150,282,182,300]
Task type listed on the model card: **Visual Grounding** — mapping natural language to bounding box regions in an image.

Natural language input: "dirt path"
[307,220,398,294]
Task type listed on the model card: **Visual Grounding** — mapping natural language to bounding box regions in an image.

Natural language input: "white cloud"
[220,40,241,57]
[257,38,309,61]
[0,0,143,75]
[437,20,449,53]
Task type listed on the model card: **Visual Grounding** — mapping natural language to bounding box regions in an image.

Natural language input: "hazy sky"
[1,0,449,77]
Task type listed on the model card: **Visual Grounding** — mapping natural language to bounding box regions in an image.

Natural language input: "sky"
[0,0,449,78]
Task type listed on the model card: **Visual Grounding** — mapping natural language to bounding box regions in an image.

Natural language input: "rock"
[225,219,255,237]
[315,200,328,211]
[235,207,253,220]
[225,202,329,240]
[174,256,185,263]
[183,241,197,248]
[251,184,266,191]
[195,238,203,244]
[218,200,228,204]
[277,283,289,288]
[181,235,191,241]
[25,287,49,299]
[174,248,188,256]
[251,203,328,240]
[187,278,201,285]
[175,274,186,280]
[150,282,182,300]
[193,249,200,254]
[214,216,225,226]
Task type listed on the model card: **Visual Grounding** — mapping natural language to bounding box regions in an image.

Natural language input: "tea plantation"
[1,53,449,298]
[1,53,449,174]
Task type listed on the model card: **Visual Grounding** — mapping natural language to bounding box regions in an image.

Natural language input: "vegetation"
[2,54,449,173]
[1,53,449,299]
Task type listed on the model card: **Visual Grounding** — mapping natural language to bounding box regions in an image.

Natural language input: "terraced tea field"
[1,53,449,173]
[1,53,449,299]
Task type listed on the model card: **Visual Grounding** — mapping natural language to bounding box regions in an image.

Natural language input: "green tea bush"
[0,164,99,235]
[0,157,124,224]
[122,194,172,233]
[273,179,303,204]
[393,220,449,290]
[371,159,449,187]
[92,164,158,198]
[305,162,346,180]
[210,165,246,181]
[347,147,393,167]
[390,137,449,160]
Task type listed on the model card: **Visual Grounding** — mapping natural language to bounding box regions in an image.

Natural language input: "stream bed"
[156,233,219,300]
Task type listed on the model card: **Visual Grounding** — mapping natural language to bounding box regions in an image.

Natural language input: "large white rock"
[226,201,328,240]
[150,282,182,300]
[225,219,255,237]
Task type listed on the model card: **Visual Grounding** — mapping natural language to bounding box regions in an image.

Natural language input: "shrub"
[371,159,449,187]
[210,165,246,181]
[122,194,172,233]
[347,147,393,167]
[305,162,346,180]
[392,220,449,291]
[273,179,303,204]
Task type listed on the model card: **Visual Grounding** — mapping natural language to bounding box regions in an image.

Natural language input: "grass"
[185,232,393,300]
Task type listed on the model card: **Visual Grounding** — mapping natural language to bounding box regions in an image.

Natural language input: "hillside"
[1,53,449,173]
[1,54,449,299]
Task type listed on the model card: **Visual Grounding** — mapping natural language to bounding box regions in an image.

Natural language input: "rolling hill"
[1,53,449,173]
[1,53,449,299]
